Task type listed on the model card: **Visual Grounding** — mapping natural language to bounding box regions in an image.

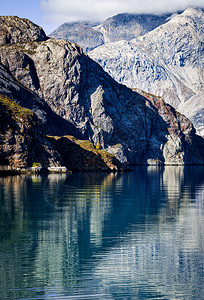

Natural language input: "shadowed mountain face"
[0,62,64,169]
[0,63,81,137]
[0,64,123,171]
[0,16,203,166]
[89,7,204,136]
[0,93,63,169]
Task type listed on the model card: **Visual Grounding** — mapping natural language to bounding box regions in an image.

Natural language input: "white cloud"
[40,0,204,24]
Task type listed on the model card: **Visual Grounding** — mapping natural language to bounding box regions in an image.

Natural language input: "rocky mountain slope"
[49,21,104,52]
[49,13,171,52]
[0,62,123,172]
[0,16,203,166]
[0,60,80,137]
[89,7,204,136]
[0,16,47,45]
[0,93,63,170]
[93,13,171,44]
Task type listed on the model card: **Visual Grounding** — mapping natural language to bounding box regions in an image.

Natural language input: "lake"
[0,166,204,299]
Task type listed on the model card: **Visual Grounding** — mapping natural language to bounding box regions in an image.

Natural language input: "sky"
[1,0,204,34]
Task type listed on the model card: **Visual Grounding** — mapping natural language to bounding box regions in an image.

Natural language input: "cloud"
[40,0,204,24]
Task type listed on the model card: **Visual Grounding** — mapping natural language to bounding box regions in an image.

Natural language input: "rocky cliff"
[0,16,47,45]
[0,62,123,171]
[89,7,204,136]
[0,61,81,137]
[0,16,203,166]
[0,93,63,170]
[48,135,123,171]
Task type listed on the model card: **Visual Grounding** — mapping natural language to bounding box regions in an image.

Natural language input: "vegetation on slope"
[48,135,124,171]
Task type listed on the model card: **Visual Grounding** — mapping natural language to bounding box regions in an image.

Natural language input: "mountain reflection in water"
[0,166,203,299]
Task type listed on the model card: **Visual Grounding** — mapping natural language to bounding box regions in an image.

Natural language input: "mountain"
[93,12,172,43]
[49,21,104,53]
[0,51,80,138]
[0,62,123,172]
[89,7,204,136]
[49,13,172,52]
[0,16,203,167]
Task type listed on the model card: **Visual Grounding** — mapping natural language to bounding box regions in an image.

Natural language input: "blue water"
[0,166,204,299]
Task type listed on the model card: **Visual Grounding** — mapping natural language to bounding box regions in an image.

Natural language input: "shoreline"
[0,163,203,176]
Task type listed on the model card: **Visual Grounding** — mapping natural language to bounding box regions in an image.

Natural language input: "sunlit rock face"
[89,7,204,136]
[0,16,203,165]
[0,16,47,45]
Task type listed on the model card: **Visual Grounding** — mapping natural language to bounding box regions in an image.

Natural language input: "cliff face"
[0,63,123,171]
[0,62,81,137]
[48,135,123,171]
[0,94,62,169]
[0,16,47,45]
[0,16,203,166]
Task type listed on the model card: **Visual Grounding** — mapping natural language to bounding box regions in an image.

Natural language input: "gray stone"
[0,16,47,45]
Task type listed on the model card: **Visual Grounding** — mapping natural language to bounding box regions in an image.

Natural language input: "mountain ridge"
[49,12,173,52]
[0,15,203,169]
[89,7,204,136]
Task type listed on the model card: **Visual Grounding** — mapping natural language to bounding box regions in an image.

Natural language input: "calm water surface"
[0,166,204,299]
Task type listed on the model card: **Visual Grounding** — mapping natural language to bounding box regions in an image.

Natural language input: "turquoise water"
[0,166,204,299]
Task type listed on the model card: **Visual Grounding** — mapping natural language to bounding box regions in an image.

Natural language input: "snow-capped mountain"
[89,7,204,136]
[49,13,172,52]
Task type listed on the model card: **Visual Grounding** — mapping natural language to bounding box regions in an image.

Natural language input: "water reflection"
[0,166,204,299]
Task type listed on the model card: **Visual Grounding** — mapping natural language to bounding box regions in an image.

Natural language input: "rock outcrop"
[0,62,81,137]
[0,16,47,45]
[0,16,203,166]
[48,135,123,171]
[89,7,204,136]
[0,94,63,170]
[0,63,123,171]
